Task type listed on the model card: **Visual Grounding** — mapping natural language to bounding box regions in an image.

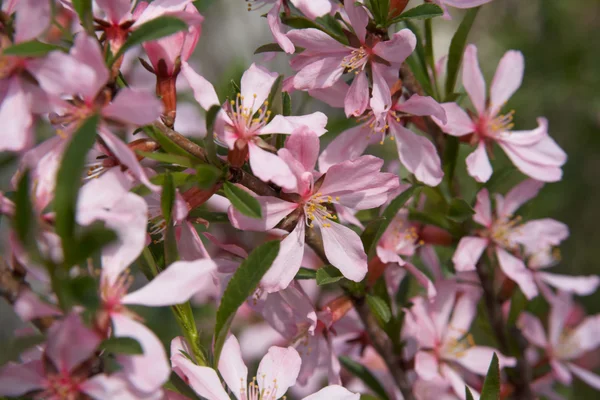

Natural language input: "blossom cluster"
[0,0,597,400]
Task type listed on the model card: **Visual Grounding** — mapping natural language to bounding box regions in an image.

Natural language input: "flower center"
[242,376,281,400]
[477,110,515,138]
[489,215,522,249]
[442,332,475,359]
[227,93,271,139]
[45,370,81,399]
[303,192,339,228]
[341,47,369,74]
[101,271,134,313]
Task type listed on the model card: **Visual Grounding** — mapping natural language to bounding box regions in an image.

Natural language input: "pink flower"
[288,0,416,118]
[433,45,566,183]
[171,334,359,400]
[182,62,327,190]
[319,93,447,186]
[406,283,516,399]
[432,0,494,19]
[452,179,569,299]
[518,294,600,390]
[229,128,399,292]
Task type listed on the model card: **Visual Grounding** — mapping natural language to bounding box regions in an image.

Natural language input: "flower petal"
[489,50,524,117]
[498,179,544,218]
[495,247,538,299]
[392,124,443,186]
[283,126,321,172]
[466,141,493,183]
[218,335,248,400]
[261,220,306,293]
[292,56,346,90]
[567,363,600,390]
[302,385,360,400]
[453,346,516,375]
[344,0,369,43]
[248,142,298,190]
[434,102,474,136]
[320,222,367,282]
[267,3,295,54]
[241,63,278,115]
[46,313,101,373]
[473,188,492,227]
[414,351,441,380]
[517,312,548,348]
[452,236,488,271]
[344,69,369,117]
[103,88,162,126]
[0,78,33,151]
[536,272,600,296]
[228,195,298,231]
[0,361,45,397]
[318,124,373,173]
[372,28,416,64]
[14,0,51,43]
[261,112,328,136]
[395,94,447,123]
[287,28,348,54]
[462,44,486,116]
[181,61,220,110]
[257,346,301,398]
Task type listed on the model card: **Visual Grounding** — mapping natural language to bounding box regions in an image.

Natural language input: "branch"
[153,121,208,162]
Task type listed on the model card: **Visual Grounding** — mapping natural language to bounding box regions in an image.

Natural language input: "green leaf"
[71,0,94,33]
[480,353,501,400]
[366,294,392,324]
[447,198,475,222]
[316,265,344,285]
[405,52,434,96]
[507,288,527,326]
[390,4,443,23]
[360,217,386,257]
[266,74,284,118]
[254,43,285,54]
[71,222,117,266]
[161,173,176,224]
[69,275,100,310]
[223,181,262,219]
[366,186,421,258]
[213,240,281,365]
[112,16,188,63]
[3,40,65,57]
[281,15,347,44]
[187,209,229,223]
[195,164,222,189]
[13,171,39,259]
[443,136,459,187]
[136,150,195,168]
[164,372,202,400]
[444,7,480,98]
[100,337,143,355]
[339,356,390,400]
[54,116,99,264]
[465,387,476,400]
[282,92,292,116]
[204,105,221,165]
[295,267,317,280]
[143,125,196,159]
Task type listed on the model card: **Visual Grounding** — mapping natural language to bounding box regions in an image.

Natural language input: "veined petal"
[434,102,474,136]
[283,126,320,172]
[462,45,486,116]
[267,3,295,54]
[370,62,392,116]
[489,50,524,117]
[466,141,493,183]
[228,195,298,231]
[248,142,298,190]
[320,221,367,282]
[344,69,369,117]
[257,346,301,398]
[0,361,45,397]
[122,259,218,306]
[473,188,492,227]
[240,63,278,115]
[292,56,346,90]
[392,124,443,186]
[218,335,248,400]
[261,113,328,136]
[498,179,544,218]
[287,28,348,54]
[372,29,416,64]
[302,385,360,400]
[318,124,374,173]
[181,61,220,110]
[495,247,538,299]
[395,94,447,123]
[103,88,162,126]
[452,236,488,271]
[343,0,369,43]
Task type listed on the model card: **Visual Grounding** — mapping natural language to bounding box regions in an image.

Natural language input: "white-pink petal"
[489,50,524,117]
[462,45,486,116]
[392,124,443,186]
[261,221,306,293]
[302,385,360,400]
[466,141,493,183]
[248,142,298,190]
[372,29,416,64]
[228,195,298,231]
[218,335,248,400]
[495,247,538,299]
[452,236,488,271]
[320,222,367,282]
[103,88,162,126]
[181,61,220,110]
[257,346,302,398]
[240,63,279,115]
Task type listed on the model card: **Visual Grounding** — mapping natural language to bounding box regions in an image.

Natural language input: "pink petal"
[372,29,416,64]
[283,126,321,172]
[170,337,230,400]
[551,360,572,385]
[0,361,45,397]
[14,0,51,43]
[292,56,346,90]
[318,124,374,173]
[392,124,443,186]
[466,141,493,183]
[549,295,572,348]
[343,0,369,43]
[132,0,191,27]
[290,0,332,19]
[567,363,600,390]
[404,262,437,299]
[440,364,472,400]
[13,290,61,322]
[344,69,369,117]
[261,112,328,136]
[395,94,447,123]
[122,259,218,306]
[443,0,494,7]
[446,291,479,341]
[376,246,404,265]
[414,351,441,380]
[103,88,162,126]
[97,0,132,24]
[517,312,549,348]
[70,34,111,99]
[434,102,474,136]
[0,78,33,151]
[228,195,298,232]
[181,61,220,110]
[370,62,392,115]
[287,28,348,54]
[218,335,248,400]
[202,232,247,258]
[462,44,487,115]
[452,236,488,271]
[46,313,102,373]
[473,188,492,227]
[261,220,306,293]
[537,272,600,296]
[308,80,350,108]
[561,316,600,360]
[111,313,170,393]
[79,374,138,400]
[248,142,298,190]
[267,3,295,54]
[495,247,538,299]
[453,346,516,375]
[498,179,544,218]
[320,222,367,282]
[431,282,457,337]
[489,50,524,117]
[257,346,302,398]
[302,385,360,400]
[318,155,399,209]
[240,63,279,115]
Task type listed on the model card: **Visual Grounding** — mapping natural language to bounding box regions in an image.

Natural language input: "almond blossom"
[229,127,399,292]
[182,62,327,190]
[288,0,416,118]
[433,45,566,183]
[518,294,600,390]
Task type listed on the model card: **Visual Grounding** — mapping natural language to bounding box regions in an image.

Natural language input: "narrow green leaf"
[282,92,292,116]
[295,267,317,280]
[447,198,475,222]
[143,125,196,159]
[136,150,195,168]
[187,209,229,223]
[445,7,480,98]
[69,275,100,310]
[195,164,222,189]
[223,182,262,219]
[480,353,501,400]
[339,356,390,400]
[100,337,143,355]
[13,171,38,258]
[204,105,221,165]
[366,186,421,258]
[443,136,459,187]
[465,387,476,400]
[214,240,281,365]
[390,4,443,23]
[254,43,284,54]
[55,116,99,263]
[71,0,94,33]
[112,16,188,63]
[3,40,65,57]
[507,289,527,326]
[366,294,392,324]
[72,223,117,266]
[161,173,176,224]
[316,265,344,285]
[405,53,434,96]
[360,217,386,256]
[266,74,284,118]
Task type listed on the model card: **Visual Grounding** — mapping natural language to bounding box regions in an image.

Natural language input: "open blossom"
[406,283,516,399]
[453,179,570,299]
[229,127,399,292]
[319,92,447,186]
[288,0,416,118]
[182,62,327,190]
[433,45,566,183]
[171,334,359,400]
[518,294,600,390]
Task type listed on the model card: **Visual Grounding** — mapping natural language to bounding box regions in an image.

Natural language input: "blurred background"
[1,0,599,398]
